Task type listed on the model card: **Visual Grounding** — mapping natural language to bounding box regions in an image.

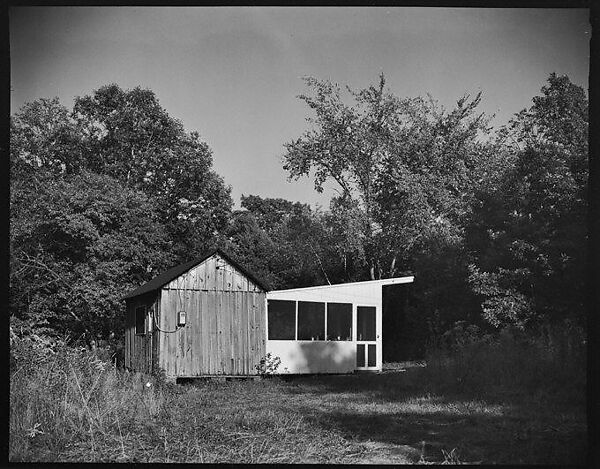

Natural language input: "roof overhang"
[268,275,414,295]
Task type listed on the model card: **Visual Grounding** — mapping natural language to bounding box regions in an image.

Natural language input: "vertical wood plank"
[243,292,249,375]
[179,292,186,377]
[197,260,205,290]
[234,291,240,374]
[217,289,223,374]
[249,292,256,372]
[227,292,233,374]
[234,291,242,375]
[200,289,208,375]
[209,290,216,375]
[246,293,251,374]
[159,292,166,376]
[171,290,178,378]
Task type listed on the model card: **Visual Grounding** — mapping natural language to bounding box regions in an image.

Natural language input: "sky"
[10,7,590,209]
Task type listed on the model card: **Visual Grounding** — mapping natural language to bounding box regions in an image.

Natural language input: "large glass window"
[357,306,376,341]
[268,300,296,340]
[326,303,352,341]
[297,301,325,340]
[135,306,146,335]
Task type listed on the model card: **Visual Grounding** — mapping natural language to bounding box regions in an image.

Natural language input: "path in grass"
[262,371,585,464]
[143,365,585,464]
[51,365,585,463]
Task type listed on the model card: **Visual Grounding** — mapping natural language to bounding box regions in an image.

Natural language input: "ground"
[50,362,585,464]
[16,361,586,464]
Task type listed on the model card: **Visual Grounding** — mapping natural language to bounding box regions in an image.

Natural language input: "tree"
[10,85,235,339]
[73,84,233,258]
[231,195,334,289]
[240,195,309,232]
[10,171,173,338]
[467,74,588,329]
[283,74,496,282]
[222,209,279,288]
[10,97,83,176]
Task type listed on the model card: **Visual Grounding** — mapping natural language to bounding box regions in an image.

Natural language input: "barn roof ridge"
[121,247,270,300]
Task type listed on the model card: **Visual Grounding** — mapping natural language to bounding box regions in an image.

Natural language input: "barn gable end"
[163,253,263,293]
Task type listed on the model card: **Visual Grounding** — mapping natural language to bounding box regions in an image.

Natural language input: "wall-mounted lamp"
[177,311,186,327]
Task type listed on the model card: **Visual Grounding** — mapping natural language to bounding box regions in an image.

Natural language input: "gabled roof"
[122,248,270,300]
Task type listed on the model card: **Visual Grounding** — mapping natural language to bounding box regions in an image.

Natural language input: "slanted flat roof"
[268,275,414,295]
[122,248,270,300]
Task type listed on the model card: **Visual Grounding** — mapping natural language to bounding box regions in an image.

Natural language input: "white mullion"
[294,301,298,341]
[324,303,328,341]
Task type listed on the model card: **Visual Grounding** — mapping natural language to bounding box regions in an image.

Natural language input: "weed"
[254,353,282,376]
[10,329,585,464]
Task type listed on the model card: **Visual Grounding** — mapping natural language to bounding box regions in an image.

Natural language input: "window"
[326,303,352,341]
[356,344,365,367]
[268,300,296,340]
[297,301,325,340]
[135,306,146,335]
[368,344,376,366]
[357,306,376,341]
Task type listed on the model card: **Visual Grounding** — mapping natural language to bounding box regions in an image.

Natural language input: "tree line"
[10,73,588,358]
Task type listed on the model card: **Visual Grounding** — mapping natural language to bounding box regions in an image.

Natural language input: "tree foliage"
[73,84,233,258]
[285,72,588,350]
[283,74,497,281]
[10,171,173,338]
[10,74,588,356]
[10,85,233,339]
[467,74,588,329]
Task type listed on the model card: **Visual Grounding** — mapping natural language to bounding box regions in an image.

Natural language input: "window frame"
[325,302,353,341]
[297,301,326,341]
[135,305,146,335]
[356,305,376,342]
[267,299,297,340]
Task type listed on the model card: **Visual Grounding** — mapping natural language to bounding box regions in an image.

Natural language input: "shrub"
[254,353,282,376]
[422,320,586,399]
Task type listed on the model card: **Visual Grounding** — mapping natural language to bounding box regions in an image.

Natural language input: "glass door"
[356,306,377,370]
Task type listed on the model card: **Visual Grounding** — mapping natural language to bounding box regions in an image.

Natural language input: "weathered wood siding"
[124,292,159,374]
[158,253,266,378]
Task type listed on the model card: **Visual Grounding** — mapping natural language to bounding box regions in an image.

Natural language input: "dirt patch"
[352,441,421,464]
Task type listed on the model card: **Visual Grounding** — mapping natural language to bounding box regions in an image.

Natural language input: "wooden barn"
[122,248,268,381]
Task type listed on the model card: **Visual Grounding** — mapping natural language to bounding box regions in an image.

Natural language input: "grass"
[10,331,587,464]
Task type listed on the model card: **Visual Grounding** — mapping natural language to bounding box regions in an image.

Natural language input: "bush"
[422,320,586,399]
[254,353,282,376]
[10,333,165,462]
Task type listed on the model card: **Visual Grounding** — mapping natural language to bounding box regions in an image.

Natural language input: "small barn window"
[268,300,296,340]
[135,306,146,335]
[326,303,352,340]
[357,306,376,341]
[297,301,325,340]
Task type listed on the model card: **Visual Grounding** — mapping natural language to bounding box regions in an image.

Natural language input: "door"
[356,306,377,370]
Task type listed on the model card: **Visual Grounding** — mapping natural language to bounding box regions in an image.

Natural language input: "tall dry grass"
[10,333,166,461]
[9,333,353,463]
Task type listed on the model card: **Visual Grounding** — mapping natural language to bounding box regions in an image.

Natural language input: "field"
[10,336,587,464]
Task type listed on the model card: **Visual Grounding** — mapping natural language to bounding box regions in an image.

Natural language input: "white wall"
[266,341,355,374]
[266,277,413,374]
